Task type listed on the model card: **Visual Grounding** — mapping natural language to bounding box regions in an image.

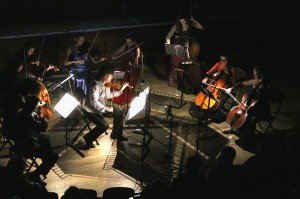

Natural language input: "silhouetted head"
[7,156,25,176]
[61,186,84,199]
[185,155,202,175]
[24,95,40,111]
[218,146,236,166]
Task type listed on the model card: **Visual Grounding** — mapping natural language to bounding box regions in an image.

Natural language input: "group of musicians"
[166,14,272,149]
[0,13,273,184]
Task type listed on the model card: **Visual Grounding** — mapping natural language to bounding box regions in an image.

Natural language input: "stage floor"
[0,66,298,198]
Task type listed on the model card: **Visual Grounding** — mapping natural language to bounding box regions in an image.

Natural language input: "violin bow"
[84,32,99,61]
[39,35,47,79]
[112,41,144,61]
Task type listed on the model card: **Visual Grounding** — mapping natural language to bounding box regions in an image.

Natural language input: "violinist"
[225,66,271,148]
[166,13,204,88]
[86,65,129,143]
[20,42,56,81]
[63,33,106,95]
[110,33,142,105]
[200,54,238,123]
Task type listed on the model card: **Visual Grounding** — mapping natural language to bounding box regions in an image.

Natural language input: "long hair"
[176,13,190,34]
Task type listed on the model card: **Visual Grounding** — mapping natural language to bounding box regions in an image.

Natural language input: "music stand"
[126,86,152,172]
[185,84,218,156]
[53,93,86,157]
[165,37,192,109]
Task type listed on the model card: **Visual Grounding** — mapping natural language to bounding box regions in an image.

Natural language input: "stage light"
[54,93,79,118]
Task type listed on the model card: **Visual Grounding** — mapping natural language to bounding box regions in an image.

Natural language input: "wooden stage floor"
[0,66,298,198]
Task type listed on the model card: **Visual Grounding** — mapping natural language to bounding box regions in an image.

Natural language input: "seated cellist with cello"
[196,53,238,123]
[225,66,271,149]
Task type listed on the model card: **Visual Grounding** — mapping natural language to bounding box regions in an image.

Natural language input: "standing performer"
[87,65,130,142]
[63,33,105,95]
[111,33,142,106]
[166,13,204,88]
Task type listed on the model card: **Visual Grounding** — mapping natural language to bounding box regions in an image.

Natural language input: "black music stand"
[126,87,152,172]
[159,104,177,164]
[165,37,192,109]
[53,93,87,157]
[185,84,218,156]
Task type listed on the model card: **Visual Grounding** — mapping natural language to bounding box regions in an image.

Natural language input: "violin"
[105,81,133,90]
[195,71,230,110]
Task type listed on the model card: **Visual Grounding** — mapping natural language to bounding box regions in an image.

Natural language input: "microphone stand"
[161,104,177,164]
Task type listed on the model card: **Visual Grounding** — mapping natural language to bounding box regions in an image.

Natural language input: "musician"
[225,66,271,148]
[166,13,204,88]
[63,33,105,95]
[87,65,129,142]
[14,96,59,185]
[111,33,142,105]
[201,54,238,122]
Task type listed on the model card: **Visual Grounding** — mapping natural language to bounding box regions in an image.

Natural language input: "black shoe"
[84,136,95,149]
[117,135,128,141]
[110,134,118,139]
[28,172,47,187]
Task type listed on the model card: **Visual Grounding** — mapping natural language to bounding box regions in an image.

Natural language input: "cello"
[195,70,230,110]
[226,91,258,129]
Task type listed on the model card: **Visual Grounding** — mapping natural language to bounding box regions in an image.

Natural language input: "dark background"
[0,0,299,113]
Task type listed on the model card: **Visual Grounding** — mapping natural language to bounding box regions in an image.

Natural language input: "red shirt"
[206,62,237,85]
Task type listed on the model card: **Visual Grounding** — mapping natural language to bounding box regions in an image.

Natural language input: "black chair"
[256,88,285,134]
[102,187,135,199]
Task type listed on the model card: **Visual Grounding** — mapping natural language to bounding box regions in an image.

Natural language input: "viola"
[105,81,132,90]
[226,91,258,129]
[195,71,230,110]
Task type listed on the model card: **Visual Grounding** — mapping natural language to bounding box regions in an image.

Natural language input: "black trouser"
[84,112,109,141]
[85,106,123,140]
[103,106,124,136]
[32,147,59,176]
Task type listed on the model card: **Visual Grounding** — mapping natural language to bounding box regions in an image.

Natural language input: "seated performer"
[111,33,142,105]
[225,66,271,148]
[199,54,238,122]
[14,96,59,185]
[64,33,105,95]
[87,65,129,142]
[166,13,204,88]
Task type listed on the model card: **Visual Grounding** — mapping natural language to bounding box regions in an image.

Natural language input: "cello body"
[37,81,54,119]
[195,71,229,110]
[226,93,257,129]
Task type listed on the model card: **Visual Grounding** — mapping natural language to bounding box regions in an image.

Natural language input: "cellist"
[225,66,271,149]
[200,53,238,122]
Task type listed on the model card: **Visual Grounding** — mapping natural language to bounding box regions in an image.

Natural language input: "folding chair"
[256,88,285,134]
[10,145,46,179]
[67,107,101,147]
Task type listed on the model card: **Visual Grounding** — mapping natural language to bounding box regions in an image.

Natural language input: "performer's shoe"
[117,135,128,141]
[84,136,95,149]
[110,134,128,141]
[28,172,47,187]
